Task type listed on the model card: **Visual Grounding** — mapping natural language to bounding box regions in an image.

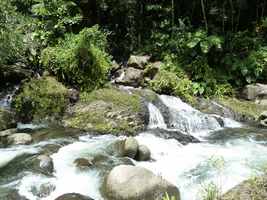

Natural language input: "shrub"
[0,1,26,65]
[41,26,112,91]
[150,70,194,103]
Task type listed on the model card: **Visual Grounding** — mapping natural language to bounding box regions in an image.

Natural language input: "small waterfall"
[159,95,222,135]
[148,103,167,129]
[0,86,19,109]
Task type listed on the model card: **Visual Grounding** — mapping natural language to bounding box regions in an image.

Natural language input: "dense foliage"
[3,0,267,98]
[41,26,111,91]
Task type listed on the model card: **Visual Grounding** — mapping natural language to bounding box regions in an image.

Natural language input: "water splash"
[147,103,167,129]
[135,133,267,200]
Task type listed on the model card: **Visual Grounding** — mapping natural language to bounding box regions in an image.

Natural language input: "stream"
[1,92,267,200]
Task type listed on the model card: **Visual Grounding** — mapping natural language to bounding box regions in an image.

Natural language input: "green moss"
[80,87,141,112]
[218,97,267,120]
[13,76,68,122]
[64,87,144,135]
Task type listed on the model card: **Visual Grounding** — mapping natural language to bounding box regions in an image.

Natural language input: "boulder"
[13,76,69,123]
[103,165,180,200]
[37,155,54,174]
[0,108,16,131]
[74,158,93,170]
[242,83,267,103]
[7,133,32,145]
[258,111,267,127]
[123,137,139,158]
[115,67,144,87]
[68,88,79,104]
[55,193,94,200]
[31,182,55,198]
[0,128,17,147]
[135,145,151,161]
[63,87,145,135]
[127,55,151,69]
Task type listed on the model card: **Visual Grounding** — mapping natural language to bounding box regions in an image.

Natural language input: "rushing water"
[1,94,267,200]
[0,85,19,109]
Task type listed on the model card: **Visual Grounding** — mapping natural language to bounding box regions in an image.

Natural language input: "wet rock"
[103,165,180,200]
[7,133,32,145]
[31,183,56,198]
[0,128,17,146]
[37,155,54,174]
[135,145,151,161]
[242,83,267,101]
[123,137,139,158]
[0,108,16,131]
[127,55,151,69]
[55,193,94,200]
[148,129,200,145]
[74,158,93,170]
[259,111,267,127]
[0,128,17,137]
[114,67,144,87]
[68,88,79,104]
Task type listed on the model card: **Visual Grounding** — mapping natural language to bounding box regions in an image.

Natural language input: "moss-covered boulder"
[217,97,267,122]
[0,108,15,131]
[63,87,146,135]
[222,176,267,200]
[13,76,68,123]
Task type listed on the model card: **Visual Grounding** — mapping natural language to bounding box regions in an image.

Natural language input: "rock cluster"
[123,137,151,161]
[112,55,162,88]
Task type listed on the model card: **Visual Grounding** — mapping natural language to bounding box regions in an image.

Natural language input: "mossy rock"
[222,176,267,200]
[0,108,15,131]
[217,97,267,122]
[13,76,68,123]
[63,87,146,135]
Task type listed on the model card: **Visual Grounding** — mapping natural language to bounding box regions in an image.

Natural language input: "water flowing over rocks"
[36,155,54,174]
[103,165,180,200]
[2,85,267,200]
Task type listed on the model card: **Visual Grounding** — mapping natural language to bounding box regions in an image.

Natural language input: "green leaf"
[187,37,201,48]
[200,40,210,53]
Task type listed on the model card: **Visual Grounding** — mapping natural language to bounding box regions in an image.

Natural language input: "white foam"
[135,133,267,200]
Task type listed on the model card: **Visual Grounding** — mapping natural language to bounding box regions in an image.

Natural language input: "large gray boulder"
[115,67,144,87]
[127,55,151,69]
[103,165,180,200]
[0,108,16,131]
[7,133,32,145]
[123,137,139,158]
[242,83,267,104]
